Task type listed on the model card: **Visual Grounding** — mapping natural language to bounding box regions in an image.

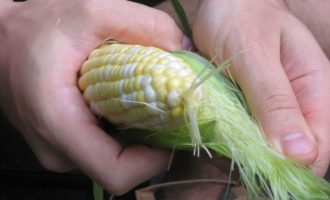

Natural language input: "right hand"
[193,0,330,177]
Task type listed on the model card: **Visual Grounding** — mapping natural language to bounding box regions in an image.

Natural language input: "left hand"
[0,0,186,194]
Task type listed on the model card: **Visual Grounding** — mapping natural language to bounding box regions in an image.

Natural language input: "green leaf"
[171,0,192,38]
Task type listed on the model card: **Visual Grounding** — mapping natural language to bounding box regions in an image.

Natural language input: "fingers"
[60,123,170,195]
[218,18,320,164]
[87,0,188,50]
[43,88,170,195]
[231,45,318,165]
[21,128,75,173]
[192,0,330,175]
[280,20,330,175]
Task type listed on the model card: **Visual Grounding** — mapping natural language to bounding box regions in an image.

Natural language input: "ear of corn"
[79,43,330,200]
[79,43,203,131]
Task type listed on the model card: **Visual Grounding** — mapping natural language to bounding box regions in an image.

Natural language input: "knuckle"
[260,93,299,116]
[101,170,136,195]
[151,10,176,34]
[104,181,130,196]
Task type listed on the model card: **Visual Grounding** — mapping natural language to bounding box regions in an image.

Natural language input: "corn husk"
[121,51,330,200]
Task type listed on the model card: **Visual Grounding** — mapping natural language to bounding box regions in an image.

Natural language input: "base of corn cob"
[78,43,330,200]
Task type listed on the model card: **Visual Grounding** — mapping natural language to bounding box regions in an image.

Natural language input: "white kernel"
[150,64,163,71]
[167,90,181,107]
[117,80,124,95]
[84,86,93,100]
[109,47,116,54]
[128,47,141,54]
[122,64,130,78]
[105,65,112,81]
[127,92,137,101]
[156,52,171,59]
[122,55,130,64]
[143,48,155,55]
[91,101,103,116]
[120,94,135,109]
[177,69,191,78]
[128,63,137,77]
[144,85,156,102]
[165,53,178,61]
[166,61,183,70]
[108,54,116,63]
[140,75,152,88]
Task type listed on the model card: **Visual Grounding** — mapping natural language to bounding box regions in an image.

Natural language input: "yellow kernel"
[167,78,182,90]
[142,63,155,74]
[157,89,168,102]
[150,67,164,77]
[136,91,145,102]
[133,76,142,90]
[158,57,170,64]
[91,70,99,82]
[182,76,195,87]
[128,79,135,93]
[128,54,139,63]
[182,79,194,91]
[123,80,130,93]
[163,68,176,77]
[134,63,144,76]
[140,55,152,63]
[170,106,183,118]
[152,75,167,89]
[78,75,88,91]
[120,46,129,53]
[149,50,162,58]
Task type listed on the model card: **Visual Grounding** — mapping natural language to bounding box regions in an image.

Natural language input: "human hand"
[284,0,330,59]
[0,0,188,194]
[193,0,330,176]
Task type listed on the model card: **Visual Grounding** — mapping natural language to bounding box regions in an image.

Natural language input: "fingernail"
[181,35,193,50]
[281,133,314,155]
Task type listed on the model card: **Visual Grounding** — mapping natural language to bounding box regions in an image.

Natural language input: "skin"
[154,1,330,199]
[0,0,189,195]
[192,0,330,176]
[284,0,330,59]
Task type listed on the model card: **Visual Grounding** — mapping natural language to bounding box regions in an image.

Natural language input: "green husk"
[122,51,330,200]
[93,181,104,200]
[170,0,192,38]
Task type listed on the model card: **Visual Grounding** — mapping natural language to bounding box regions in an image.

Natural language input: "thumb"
[89,0,190,51]
[233,49,318,165]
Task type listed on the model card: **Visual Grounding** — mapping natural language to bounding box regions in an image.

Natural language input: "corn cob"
[79,43,203,131]
[79,42,330,200]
